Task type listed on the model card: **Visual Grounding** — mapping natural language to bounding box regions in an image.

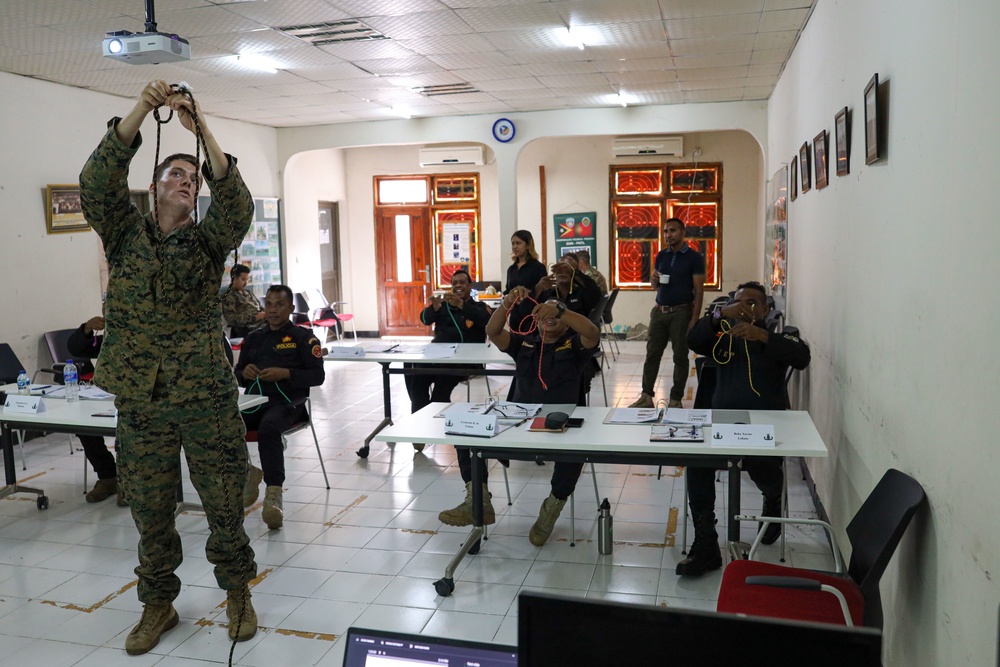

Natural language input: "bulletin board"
[199,196,283,289]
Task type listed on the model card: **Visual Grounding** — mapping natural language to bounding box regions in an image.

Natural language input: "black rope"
[151,85,250,666]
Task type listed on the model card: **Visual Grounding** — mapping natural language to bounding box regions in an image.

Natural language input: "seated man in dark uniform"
[482,286,600,546]
[235,284,325,530]
[676,281,811,576]
[406,269,491,454]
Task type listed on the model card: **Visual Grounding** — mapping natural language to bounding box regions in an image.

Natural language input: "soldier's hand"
[444,293,463,308]
[84,316,105,334]
[254,311,266,321]
[429,295,443,311]
[532,301,561,321]
[167,92,202,135]
[534,275,554,293]
[242,364,261,380]
[138,80,173,114]
[258,367,291,382]
[721,302,755,323]
[729,322,768,343]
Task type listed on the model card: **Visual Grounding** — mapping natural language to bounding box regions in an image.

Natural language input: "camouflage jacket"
[222,286,265,330]
[584,266,608,295]
[80,119,254,404]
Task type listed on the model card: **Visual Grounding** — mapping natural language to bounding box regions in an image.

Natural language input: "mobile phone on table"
[567,417,585,428]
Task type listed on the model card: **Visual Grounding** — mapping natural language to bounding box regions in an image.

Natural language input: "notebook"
[342,627,517,667]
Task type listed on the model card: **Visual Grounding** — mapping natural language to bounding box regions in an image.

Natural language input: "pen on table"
[513,416,530,428]
[92,412,116,417]
[385,344,399,352]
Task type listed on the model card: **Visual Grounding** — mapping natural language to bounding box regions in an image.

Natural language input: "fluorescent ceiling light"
[615,93,628,107]
[560,27,585,50]
[234,53,278,73]
[390,106,412,119]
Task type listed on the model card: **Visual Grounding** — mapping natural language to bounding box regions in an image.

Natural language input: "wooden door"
[375,207,433,336]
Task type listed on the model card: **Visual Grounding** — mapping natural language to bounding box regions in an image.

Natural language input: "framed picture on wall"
[45,184,90,233]
[835,107,850,176]
[799,142,811,193]
[814,130,829,190]
[789,154,798,201]
[864,73,880,164]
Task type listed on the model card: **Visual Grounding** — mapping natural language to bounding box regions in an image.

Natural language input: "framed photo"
[799,142,811,193]
[45,184,90,234]
[864,73,880,165]
[813,130,828,190]
[835,107,850,176]
[789,154,798,201]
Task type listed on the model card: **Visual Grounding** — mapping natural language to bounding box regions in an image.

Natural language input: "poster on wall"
[553,212,597,266]
[764,167,788,317]
[441,222,472,264]
[200,195,283,290]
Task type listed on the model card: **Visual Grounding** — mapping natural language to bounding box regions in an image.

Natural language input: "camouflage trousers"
[116,393,257,604]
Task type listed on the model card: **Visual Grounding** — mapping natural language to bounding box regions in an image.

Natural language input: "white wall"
[769,0,1000,663]
[0,72,278,373]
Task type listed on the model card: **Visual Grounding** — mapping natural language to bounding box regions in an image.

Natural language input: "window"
[610,163,722,290]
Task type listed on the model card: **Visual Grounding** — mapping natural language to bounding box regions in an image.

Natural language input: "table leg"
[357,362,394,458]
[434,449,487,597]
[0,423,48,509]
[726,458,748,559]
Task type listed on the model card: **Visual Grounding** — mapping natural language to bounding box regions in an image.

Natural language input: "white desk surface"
[1,392,268,431]
[324,342,514,366]
[375,404,829,459]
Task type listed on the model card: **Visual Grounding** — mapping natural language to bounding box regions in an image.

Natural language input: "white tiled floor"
[0,341,832,665]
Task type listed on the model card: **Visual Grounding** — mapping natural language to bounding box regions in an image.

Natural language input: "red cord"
[504,295,548,390]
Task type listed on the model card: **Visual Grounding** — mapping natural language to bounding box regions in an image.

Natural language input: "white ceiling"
[0,0,815,128]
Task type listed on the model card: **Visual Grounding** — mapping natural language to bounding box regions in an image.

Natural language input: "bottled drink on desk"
[63,360,79,403]
[17,370,30,395]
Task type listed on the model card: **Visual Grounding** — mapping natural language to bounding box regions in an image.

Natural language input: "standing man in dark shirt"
[67,314,124,505]
[675,281,810,576]
[485,286,600,546]
[235,285,325,530]
[630,218,705,409]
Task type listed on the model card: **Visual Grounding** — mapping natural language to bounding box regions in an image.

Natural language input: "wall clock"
[492,118,515,143]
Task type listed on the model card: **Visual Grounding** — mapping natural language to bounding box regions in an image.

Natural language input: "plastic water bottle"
[470,288,479,302]
[16,370,30,395]
[63,360,79,403]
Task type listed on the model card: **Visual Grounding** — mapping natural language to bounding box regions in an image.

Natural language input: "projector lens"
[109,39,123,54]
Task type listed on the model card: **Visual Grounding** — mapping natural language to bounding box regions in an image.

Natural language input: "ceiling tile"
[555,0,665,26]
[194,29,308,55]
[742,85,775,99]
[669,34,756,56]
[396,34,496,56]
[129,6,267,38]
[456,3,563,32]
[672,52,752,69]
[764,0,813,9]
[364,10,471,40]
[754,29,798,51]
[219,0,351,26]
[759,8,811,32]
[317,38,415,61]
[605,69,678,85]
[658,0,764,20]
[750,47,791,64]
[474,77,545,92]
[426,51,515,69]
[676,66,749,81]
[683,88,744,102]
[329,0,450,17]
[352,55,443,75]
[665,13,762,39]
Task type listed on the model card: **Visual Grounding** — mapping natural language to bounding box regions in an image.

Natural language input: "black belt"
[656,303,692,314]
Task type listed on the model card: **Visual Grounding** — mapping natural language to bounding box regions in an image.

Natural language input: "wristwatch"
[555,302,567,318]
[712,309,723,322]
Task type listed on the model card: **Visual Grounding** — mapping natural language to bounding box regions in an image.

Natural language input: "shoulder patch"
[782,334,800,343]
[312,345,323,358]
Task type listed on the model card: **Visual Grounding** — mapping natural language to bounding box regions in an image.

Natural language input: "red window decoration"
[611,164,722,290]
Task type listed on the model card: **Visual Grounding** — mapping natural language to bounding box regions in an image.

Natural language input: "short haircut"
[266,284,294,305]
[664,217,685,229]
[576,249,591,261]
[153,153,200,187]
[736,281,768,299]
[231,264,250,278]
[451,269,471,283]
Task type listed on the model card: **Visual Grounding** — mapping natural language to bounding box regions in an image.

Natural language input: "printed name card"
[325,346,366,358]
[4,395,46,414]
[710,424,775,448]
[443,412,499,438]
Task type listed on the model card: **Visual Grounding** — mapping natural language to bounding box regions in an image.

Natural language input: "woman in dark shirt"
[504,230,547,330]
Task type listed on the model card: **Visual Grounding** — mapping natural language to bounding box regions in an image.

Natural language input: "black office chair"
[38,329,93,384]
[601,287,621,360]
[587,294,611,370]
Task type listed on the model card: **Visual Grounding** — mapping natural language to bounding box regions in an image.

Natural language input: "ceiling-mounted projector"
[103,30,191,65]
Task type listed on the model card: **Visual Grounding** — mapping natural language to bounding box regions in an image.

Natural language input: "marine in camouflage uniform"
[79,82,257,623]
[222,264,267,338]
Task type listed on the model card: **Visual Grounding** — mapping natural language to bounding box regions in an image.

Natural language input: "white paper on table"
[419,343,458,358]
[664,408,712,425]
[604,408,663,424]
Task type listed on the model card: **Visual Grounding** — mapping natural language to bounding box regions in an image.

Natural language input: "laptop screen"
[343,627,517,667]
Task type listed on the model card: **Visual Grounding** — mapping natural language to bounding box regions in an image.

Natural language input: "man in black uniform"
[533,257,602,318]
[235,285,325,530]
[486,286,601,546]
[676,281,810,576]
[67,313,125,505]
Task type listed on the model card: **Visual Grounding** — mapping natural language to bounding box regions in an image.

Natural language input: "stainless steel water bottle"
[598,498,613,555]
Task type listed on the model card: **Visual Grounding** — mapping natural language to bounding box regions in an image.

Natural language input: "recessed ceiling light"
[234,53,278,73]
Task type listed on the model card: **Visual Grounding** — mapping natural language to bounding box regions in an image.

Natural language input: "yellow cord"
[711,319,760,397]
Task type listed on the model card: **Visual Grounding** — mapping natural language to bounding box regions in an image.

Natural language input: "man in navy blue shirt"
[630,218,705,409]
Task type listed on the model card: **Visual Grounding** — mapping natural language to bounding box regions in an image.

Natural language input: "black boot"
[759,494,782,545]
[676,510,723,576]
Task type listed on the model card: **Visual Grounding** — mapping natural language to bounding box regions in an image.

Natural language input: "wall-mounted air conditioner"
[418,145,486,167]
[612,135,684,157]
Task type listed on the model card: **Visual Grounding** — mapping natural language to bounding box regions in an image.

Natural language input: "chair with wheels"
[716,468,925,628]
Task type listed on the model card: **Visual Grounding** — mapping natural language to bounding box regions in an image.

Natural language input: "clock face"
[492,118,515,143]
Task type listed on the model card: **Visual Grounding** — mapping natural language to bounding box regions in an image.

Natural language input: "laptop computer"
[343,626,517,667]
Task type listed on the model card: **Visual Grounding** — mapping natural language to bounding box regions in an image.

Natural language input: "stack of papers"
[40,385,114,400]
[603,408,663,424]
[663,408,712,425]
[650,424,705,442]
[437,401,542,420]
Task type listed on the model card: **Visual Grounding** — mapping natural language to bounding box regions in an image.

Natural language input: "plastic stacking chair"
[716,468,925,628]
[244,397,329,490]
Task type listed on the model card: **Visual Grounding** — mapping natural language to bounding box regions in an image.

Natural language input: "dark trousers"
[687,456,784,514]
[457,447,489,484]
[242,402,305,487]
[640,306,692,400]
[78,434,117,480]
[404,364,469,414]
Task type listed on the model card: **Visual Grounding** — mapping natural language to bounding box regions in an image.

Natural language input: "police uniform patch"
[312,345,322,358]
[556,340,573,352]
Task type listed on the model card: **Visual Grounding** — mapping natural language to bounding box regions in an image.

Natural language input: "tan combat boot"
[226,587,258,641]
[438,481,495,526]
[528,493,567,546]
[125,602,179,655]
[262,485,283,529]
[628,392,654,408]
[243,464,264,507]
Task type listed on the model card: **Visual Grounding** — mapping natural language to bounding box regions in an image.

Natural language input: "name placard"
[4,395,46,414]
[325,345,366,358]
[710,424,775,448]
[443,412,499,438]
